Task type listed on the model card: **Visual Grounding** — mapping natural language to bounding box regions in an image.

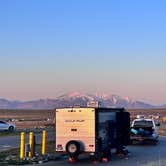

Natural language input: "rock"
[5,155,17,161]
[38,160,43,164]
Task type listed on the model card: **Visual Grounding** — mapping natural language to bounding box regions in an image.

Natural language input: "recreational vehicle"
[55,107,130,161]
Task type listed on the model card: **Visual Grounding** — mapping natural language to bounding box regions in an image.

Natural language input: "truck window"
[133,120,153,127]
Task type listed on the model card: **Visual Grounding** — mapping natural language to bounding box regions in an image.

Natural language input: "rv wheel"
[66,140,80,158]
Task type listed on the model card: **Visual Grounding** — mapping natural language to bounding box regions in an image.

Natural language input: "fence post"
[20,132,25,159]
[29,132,34,158]
[42,130,46,155]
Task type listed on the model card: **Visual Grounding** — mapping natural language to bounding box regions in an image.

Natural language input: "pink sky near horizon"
[0,69,166,105]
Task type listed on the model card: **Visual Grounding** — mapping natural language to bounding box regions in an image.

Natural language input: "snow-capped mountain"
[57,92,154,109]
[0,92,162,109]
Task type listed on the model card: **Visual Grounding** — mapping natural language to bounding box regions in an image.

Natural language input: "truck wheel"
[130,139,134,145]
[66,141,80,158]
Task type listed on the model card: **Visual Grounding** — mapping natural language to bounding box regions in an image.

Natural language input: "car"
[131,118,159,144]
[0,120,16,132]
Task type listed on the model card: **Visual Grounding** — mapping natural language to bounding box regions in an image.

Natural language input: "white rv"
[55,107,130,161]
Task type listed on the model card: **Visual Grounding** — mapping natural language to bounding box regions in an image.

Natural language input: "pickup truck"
[131,118,159,145]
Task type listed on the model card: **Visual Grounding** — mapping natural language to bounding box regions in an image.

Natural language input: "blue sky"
[0,0,166,104]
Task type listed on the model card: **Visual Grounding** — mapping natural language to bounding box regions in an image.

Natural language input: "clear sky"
[0,0,166,104]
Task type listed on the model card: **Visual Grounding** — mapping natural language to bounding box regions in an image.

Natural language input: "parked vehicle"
[131,118,159,144]
[0,121,16,132]
[55,107,130,161]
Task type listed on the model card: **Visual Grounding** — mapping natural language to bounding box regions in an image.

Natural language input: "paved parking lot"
[1,132,165,166]
[39,136,166,166]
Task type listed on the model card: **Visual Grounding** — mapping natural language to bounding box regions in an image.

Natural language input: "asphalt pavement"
[39,136,166,166]
[1,133,166,166]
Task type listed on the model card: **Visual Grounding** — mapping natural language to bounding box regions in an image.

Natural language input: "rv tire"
[66,140,80,157]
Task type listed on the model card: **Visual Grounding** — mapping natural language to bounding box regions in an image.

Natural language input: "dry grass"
[0,109,54,120]
[0,109,55,129]
[1,108,166,133]
[0,141,56,165]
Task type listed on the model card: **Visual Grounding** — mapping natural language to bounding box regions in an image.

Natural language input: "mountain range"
[0,92,165,109]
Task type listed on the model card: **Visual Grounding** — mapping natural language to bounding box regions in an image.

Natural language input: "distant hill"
[0,92,164,109]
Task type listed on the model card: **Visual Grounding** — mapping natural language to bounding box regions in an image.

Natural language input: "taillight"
[57,144,63,150]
